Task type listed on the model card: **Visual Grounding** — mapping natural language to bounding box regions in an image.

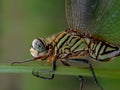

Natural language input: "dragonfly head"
[30,38,47,58]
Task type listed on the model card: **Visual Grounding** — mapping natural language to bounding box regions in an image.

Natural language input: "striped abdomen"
[85,37,120,61]
[53,31,120,61]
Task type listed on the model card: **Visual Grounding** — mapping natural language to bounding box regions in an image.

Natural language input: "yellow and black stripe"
[88,40,120,61]
[53,31,87,57]
[52,31,120,61]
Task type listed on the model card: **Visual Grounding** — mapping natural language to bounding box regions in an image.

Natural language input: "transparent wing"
[94,0,120,46]
[66,0,120,46]
[65,0,101,33]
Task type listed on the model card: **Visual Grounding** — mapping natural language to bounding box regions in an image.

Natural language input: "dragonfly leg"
[61,60,70,66]
[78,75,83,90]
[68,58,103,90]
[32,60,56,80]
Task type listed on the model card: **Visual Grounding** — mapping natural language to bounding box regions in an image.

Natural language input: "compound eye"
[32,39,46,53]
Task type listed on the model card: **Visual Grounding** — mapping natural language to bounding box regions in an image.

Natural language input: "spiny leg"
[68,58,103,90]
[32,60,56,80]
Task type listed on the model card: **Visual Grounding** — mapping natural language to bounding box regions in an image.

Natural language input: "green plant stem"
[0,64,120,78]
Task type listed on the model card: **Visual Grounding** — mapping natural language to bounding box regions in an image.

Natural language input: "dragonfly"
[12,0,120,90]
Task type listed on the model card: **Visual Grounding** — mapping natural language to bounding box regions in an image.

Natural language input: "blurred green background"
[0,0,120,90]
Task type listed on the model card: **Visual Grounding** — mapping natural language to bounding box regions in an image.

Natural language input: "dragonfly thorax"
[56,30,120,62]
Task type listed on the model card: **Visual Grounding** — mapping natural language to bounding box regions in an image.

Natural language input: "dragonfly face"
[30,38,47,58]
